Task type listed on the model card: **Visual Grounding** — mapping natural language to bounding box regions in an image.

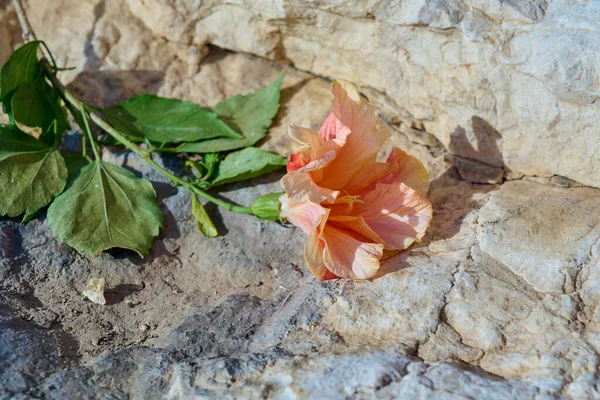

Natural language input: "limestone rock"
[452,155,505,184]
[478,180,600,294]
[0,306,75,398]
[122,0,600,189]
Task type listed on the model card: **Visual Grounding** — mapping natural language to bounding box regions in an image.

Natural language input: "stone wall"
[119,0,600,188]
[4,1,599,187]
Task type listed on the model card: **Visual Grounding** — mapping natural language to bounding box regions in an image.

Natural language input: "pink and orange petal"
[280,78,433,281]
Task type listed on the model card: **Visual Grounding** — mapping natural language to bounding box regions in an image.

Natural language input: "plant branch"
[12,0,36,43]
[87,106,252,214]
[13,0,254,215]
[40,62,252,214]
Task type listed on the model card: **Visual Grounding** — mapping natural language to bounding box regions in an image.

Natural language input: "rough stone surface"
[8,0,600,187]
[0,0,600,399]
[119,0,600,189]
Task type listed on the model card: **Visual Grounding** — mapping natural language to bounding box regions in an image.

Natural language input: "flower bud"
[252,192,284,221]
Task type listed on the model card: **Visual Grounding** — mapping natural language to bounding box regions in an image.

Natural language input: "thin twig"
[11,0,53,63]
[11,0,36,42]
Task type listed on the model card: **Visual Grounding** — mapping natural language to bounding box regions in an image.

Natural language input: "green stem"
[88,111,252,214]
[40,41,58,72]
[81,127,88,158]
[79,104,99,162]
[147,146,182,154]
[40,59,253,215]
[64,100,88,157]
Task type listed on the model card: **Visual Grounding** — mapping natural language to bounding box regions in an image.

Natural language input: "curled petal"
[286,125,322,173]
[318,79,391,190]
[305,229,337,281]
[287,124,344,174]
[331,78,362,105]
[318,111,351,141]
[287,203,337,281]
[330,79,390,150]
[289,124,324,149]
[279,194,327,235]
[287,146,311,173]
[381,147,430,195]
[283,171,339,203]
[362,182,433,251]
[321,224,383,279]
[332,217,384,245]
[282,150,339,203]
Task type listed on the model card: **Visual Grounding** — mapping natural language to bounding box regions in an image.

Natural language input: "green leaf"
[10,75,67,141]
[191,195,218,238]
[0,41,42,106]
[0,124,67,218]
[103,94,242,144]
[61,152,91,188]
[177,71,285,153]
[210,147,287,187]
[175,130,263,154]
[47,161,163,256]
[21,207,45,223]
[213,71,285,136]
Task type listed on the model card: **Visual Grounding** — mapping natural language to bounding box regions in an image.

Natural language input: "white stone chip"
[82,278,107,305]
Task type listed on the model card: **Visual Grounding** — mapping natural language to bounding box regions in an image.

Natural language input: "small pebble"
[82,278,107,305]
[139,324,150,332]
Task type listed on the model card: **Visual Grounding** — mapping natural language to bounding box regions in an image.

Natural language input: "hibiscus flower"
[279,79,432,280]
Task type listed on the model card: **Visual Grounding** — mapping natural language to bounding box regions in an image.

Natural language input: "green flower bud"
[252,192,284,221]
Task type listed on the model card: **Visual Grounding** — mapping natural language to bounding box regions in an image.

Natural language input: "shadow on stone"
[104,283,144,305]
[67,69,165,108]
[200,45,231,67]
[374,252,412,278]
[375,115,506,278]
[0,301,81,394]
[204,202,229,236]
[151,181,181,239]
[276,78,312,129]
[104,247,144,260]
[82,0,106,71]
[427,115,508,242]
[0,223,26,260]
[448,116,506,184]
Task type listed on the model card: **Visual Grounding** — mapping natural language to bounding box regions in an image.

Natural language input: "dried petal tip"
[82,278,107,305]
